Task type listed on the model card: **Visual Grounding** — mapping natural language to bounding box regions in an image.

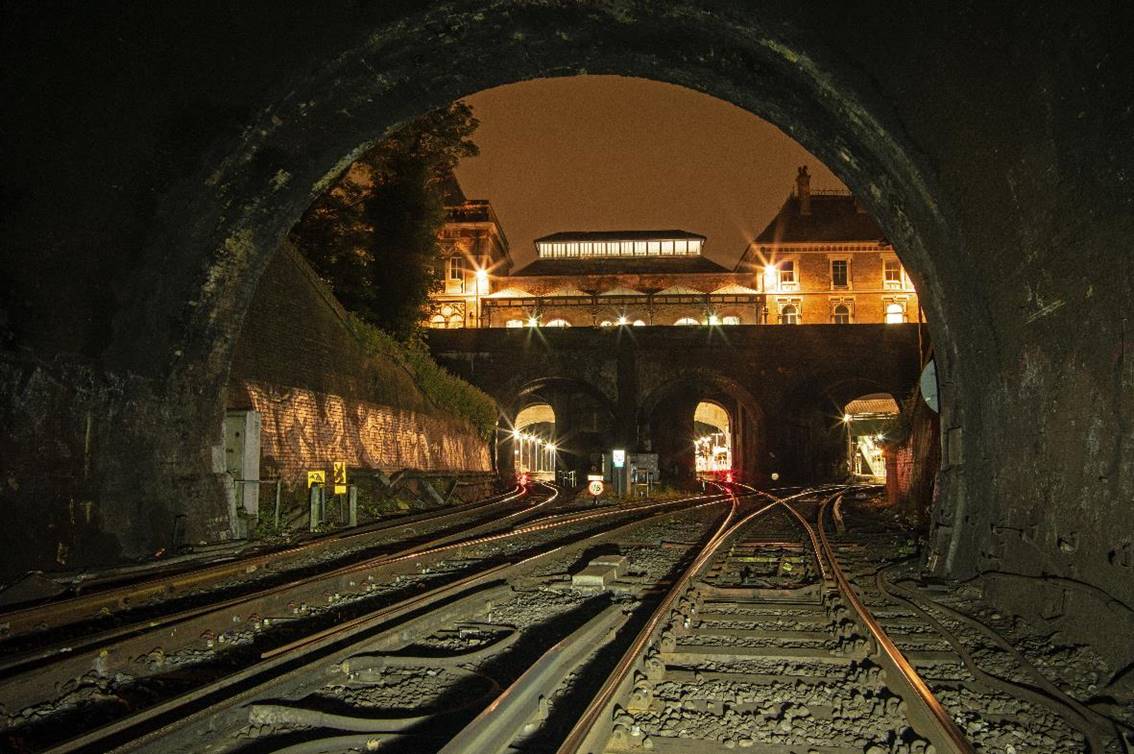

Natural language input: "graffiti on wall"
[242,381,492,484]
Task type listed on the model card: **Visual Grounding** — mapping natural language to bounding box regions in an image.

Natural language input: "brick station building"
[425,166,922,329]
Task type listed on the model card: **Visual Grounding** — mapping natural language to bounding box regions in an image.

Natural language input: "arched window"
[505,319,524,328]
[675,317,700,326]
[721,315,741,325]
[885,302,906,324]
[781,304,799,325]
[545,318,571,327]
[447,314,464,328]
[430,314,446,328]
[832,304,850,324]
[599,320,613,327]
[632,319,646,326]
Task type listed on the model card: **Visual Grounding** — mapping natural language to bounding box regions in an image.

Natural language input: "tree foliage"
[290,102,479,338]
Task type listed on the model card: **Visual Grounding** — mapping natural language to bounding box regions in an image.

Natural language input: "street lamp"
[474,268,488,328]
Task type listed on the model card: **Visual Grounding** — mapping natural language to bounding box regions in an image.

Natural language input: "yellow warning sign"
[333,461,347,495]
[307,470,325,488]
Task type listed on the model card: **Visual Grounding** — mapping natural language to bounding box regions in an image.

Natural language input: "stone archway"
[6,6,1131,632]
[640,371,766,486]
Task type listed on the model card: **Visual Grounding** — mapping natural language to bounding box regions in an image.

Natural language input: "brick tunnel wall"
[226,244,493,487]
[886,387,941,529]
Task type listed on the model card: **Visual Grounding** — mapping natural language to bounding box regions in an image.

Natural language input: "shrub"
[348,315,498,439]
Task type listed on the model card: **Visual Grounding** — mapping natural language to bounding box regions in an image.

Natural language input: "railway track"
[7,483,1118,754]
[0,484,738,752]
[554,487,1114,754]
[0,484,532,643]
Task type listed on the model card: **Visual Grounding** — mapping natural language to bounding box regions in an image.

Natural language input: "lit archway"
[513,402,557,479]
[842,393,901,480]
[694,400,732,477]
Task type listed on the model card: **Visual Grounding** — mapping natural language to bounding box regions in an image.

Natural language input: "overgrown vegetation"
[290,102,479,339]
[349,314,497,438]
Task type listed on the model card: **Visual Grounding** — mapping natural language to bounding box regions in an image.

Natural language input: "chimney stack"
[796,165,811,215]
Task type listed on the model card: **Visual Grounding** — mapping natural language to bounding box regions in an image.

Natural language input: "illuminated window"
[599,320,614,327]
[689,239,702,255]
[567,242,580,256]
[722,315,741,325]
[832,304,851,324]
[885,302,906,324]
[632,319,646,326]
[647,241,660,254]
[675,317,700,326]
[621,241,633,255]
[831,259,849,288]
[581,242,593,256]
[545,318,571,327]
[884,258,903,289]
[781,304,800,325]
[660,240,674,255]
[779,261,796,287]
[676,240,688,254]
[447,314,464,328]
[430,314,446,328]
[505,319,524,328]
[447,257,465,280]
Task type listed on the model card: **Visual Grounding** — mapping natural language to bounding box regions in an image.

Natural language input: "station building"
[425,166,922,330]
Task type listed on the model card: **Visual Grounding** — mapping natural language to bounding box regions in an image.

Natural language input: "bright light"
[527,317,539,328]
[708,314,721,326]
[771,472,780,481]
[547,444,557,453]
[474,268,488,281]
[842,413,852,424]
[763,265,778,291]
[617,315,628,326]
[512,428,521,440]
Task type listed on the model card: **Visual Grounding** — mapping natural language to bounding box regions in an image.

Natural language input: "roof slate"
[753,194,888,245]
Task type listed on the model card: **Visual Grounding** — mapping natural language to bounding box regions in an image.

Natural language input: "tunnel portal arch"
[157,5,972,530]
[640,371,766,486]
[21,1,1125,598]
[499,377,616,480]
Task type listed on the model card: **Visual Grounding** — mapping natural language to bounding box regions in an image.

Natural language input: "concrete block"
[591,554,629,577]
[572,565,619,588]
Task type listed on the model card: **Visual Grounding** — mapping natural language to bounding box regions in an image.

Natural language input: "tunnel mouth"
[842,393,901,482]
[122,2,973,580]
[693,400,732,479]
[512,402,558,480]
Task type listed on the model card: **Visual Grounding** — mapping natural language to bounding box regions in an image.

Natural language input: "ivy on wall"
[348,315,497,439]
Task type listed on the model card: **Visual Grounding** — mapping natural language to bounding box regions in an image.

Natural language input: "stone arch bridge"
[426,324,922,483]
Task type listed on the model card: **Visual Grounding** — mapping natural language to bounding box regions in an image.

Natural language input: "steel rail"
[554,484,826,754]
[809,494,974,754]
[0,483,529,641]
[43,491,737,754]
[4,485,735,744]
[0,483,555,678]
[2,482,724,691]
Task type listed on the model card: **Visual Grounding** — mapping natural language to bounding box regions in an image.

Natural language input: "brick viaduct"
[427,325,922,483]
